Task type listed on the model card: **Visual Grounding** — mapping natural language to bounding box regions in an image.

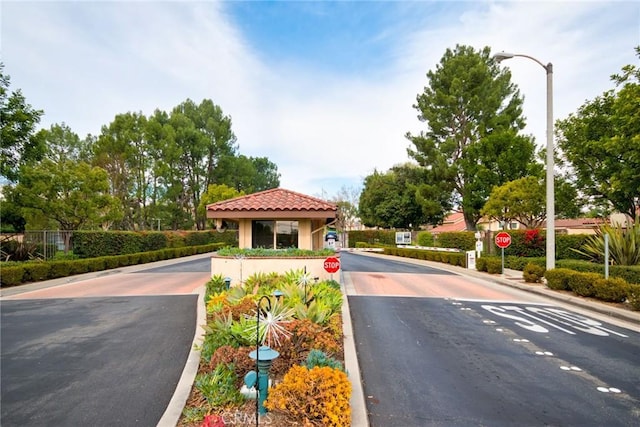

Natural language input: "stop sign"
[495,232,512,249]
[323,256,340,273]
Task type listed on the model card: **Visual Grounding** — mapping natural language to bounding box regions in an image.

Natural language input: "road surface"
[342,251,640,427]
[1,255,211,427]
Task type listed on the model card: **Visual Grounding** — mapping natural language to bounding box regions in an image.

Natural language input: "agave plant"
[242,297,294,348]
[573,218,640,265]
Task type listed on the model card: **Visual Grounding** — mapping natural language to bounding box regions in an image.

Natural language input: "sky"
[2,0,639,200]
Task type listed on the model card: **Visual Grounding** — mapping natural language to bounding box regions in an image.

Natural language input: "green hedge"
[437,232,476,251]
[416,231,435,247]
[497,231,592,261]
[594,277,629,303]
[0,243,224,288]
[347,230,396,247]
[382,247,466,267]
[0,265,25,286]
[556,234,592,261]
[628,285,640,310]
[567,272,602,297]
[544,268,576,291]
[556,259,640,285]
[523,263,545,283]
[72,230,236,258]
[543,268,636,309]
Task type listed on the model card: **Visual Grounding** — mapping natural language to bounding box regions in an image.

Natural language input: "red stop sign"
[324,256,340,273]
[495,232,512,249]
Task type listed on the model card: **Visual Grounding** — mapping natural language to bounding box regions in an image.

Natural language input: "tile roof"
[555,218,605,228]
[206,188,337,215]
[429,212,467,234]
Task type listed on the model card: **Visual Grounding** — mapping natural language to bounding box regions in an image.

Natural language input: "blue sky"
[2,1,639,199]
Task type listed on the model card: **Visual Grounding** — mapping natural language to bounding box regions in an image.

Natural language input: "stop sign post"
[324,256,340,274]
[495,232,511,275]
[495,232,512,249]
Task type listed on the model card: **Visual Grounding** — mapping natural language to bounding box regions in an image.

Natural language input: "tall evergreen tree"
[406,45,536,230]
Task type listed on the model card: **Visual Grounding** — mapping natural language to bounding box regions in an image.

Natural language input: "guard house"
[206,188,337,250]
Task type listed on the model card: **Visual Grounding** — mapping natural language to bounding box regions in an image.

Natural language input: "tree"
[359,164,427,229]
[330,185,361,246]
[481,176,545,229]
[197,184,244,229]
[406,45,536,230]
[215,155,280,193]
[0,63,45,181]
[13,159,121,248]
[93,112,149,230]
[555,47,640,219]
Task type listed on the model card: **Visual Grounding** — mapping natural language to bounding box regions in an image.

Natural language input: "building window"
[252,220,298,249]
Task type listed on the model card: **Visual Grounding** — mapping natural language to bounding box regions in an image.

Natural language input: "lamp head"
[493,52,515,62]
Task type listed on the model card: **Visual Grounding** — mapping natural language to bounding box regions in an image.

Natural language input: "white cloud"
[2,1,638,198]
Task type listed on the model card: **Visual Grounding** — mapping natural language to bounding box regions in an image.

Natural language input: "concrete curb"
[351,251,640,326]
[157,284,207,427]
[340,270,370,427]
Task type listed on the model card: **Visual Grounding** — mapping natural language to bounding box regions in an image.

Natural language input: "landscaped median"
[179,265,352,426]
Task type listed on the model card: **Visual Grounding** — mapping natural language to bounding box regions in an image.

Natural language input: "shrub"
[485,257,503,274]
[355,242,368,248]
[609,265,640,285]
[48,261,72,279]
[24,262,50,282]
[416,231,434,247]
[347,230,396,247]
[544,268,575,291]
[264,365,351,426]
[556,234,592,261]
[305,349,345,372]
[206,275,229,300]
[573,219,640,265]
[593,277,629,303]
[0,265,25,286]
[194,363,244,407]
[523,263,546,283]
[437,232,476,250]
[476,256,488,272]
[567,272,602,297]
[503,229,545,258]
[450,252,465,267]
[628,284,640,310]
[505,256,545,271]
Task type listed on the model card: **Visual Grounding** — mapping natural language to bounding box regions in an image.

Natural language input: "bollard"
[245,345,280,415]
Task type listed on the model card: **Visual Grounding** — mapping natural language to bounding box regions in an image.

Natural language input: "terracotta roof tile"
[206,188,337,213]
[555,218,605,228]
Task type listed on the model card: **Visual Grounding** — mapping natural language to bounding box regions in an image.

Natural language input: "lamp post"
[493,51,555,270]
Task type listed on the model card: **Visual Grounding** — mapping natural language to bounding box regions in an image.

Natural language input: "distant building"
[428,212,607,235]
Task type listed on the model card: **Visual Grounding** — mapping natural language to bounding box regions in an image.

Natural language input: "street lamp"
[493,51,555,270]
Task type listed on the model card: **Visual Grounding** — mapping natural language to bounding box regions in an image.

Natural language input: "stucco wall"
[211,254,341,286]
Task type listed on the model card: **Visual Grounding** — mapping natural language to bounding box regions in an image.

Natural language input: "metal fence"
[1,231,73,260]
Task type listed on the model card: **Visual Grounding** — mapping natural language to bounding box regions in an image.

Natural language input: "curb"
[340,270,370,427]
[157,284,207,427]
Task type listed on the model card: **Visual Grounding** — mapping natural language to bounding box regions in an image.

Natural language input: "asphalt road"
[0,256,209,427]
[342,252,640,427]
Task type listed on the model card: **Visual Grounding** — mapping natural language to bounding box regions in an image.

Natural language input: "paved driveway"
[0,255,210,427]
